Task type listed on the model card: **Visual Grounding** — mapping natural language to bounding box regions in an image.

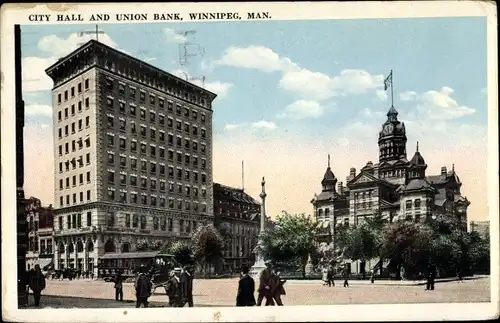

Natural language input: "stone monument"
[249,177,269,279]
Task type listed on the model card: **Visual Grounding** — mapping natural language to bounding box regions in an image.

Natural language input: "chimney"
[338,182,344,195]
[441,166,447,177]
[350,167,356,177]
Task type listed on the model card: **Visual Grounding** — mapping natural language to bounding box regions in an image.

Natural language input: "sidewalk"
[286,275,489,286]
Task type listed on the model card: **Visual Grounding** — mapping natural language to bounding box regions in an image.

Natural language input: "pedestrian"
[29,265,46,307]
[269,269,285,306]
[457,267,463,283]
[370,269,375,284]
[236,264,256,306]
[166,268,183,307]
[180,265,194,307]
[426,263,436,291]
[135,265,153,308]
[256,261,275,306]
[322,267,329,286]
[327,265,335,287]
[342,264,350,288]
[114,270,124,301]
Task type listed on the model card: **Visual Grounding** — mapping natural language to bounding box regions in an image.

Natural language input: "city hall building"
[312,106,470,274]
[45,40,217,275]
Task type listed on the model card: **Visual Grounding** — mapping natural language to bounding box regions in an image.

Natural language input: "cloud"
[38,32,118,58]
[163,28,188,43]
[359,108,385,120]
[251,120,277,130]
[415,87,476,120]
[23,32,120,94]
[172,69,233,98]
[25,104,53,117]
[215,45,296,73]
[277,100,327,120]
[213,46,384,101]
[224,123,246,131]
[400,91,418,101]
[376,90,388,101]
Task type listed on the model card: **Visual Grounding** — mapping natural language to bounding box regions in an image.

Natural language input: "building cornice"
[45,40,217,105]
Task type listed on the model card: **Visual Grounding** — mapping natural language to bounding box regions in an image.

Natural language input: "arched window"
[76,240,84,253]
[121,242,131,253]
[68,242,74,253]
[104,240,116,253]
[86,240,94,252]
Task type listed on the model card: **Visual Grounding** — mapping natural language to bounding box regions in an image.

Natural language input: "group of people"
[236,261,287,307]
[322,264,351,288]
[113,265,195,308]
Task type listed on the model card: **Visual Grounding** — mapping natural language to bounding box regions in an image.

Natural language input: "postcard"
[1,1,498,322]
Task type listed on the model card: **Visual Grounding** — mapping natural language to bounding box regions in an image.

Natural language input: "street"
[28,276,490,308]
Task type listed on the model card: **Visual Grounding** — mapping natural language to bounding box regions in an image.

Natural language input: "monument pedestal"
[249,257,267,280]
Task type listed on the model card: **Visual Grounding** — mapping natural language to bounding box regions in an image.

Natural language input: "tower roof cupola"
[409,142,426,166]
[321,154,338,190]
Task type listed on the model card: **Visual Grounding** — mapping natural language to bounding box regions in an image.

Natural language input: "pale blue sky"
[20,17,489,221]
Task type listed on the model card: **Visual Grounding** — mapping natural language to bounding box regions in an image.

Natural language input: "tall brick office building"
[45,40,217,275]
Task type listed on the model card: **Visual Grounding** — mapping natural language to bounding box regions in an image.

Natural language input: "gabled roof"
[347,171,395,188]
[426,170,461,186]
[402,178,436,193]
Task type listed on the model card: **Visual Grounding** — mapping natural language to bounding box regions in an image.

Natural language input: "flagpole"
[391,69,394,108]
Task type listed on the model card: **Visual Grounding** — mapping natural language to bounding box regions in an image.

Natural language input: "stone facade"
[45,40,217,275]
[312,106,470,274]
[25,197,54,271]
[213,183,260,271]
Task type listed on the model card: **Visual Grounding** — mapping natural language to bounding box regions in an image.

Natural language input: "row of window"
[59,190,91,207]
[105,189,207,212]
[59,154,91,173]
[58,117,91,138]
[58,137,91,156]
[105,78,208,122]
[58,211,199,234]
[106,131,207,155]
[57,79,90,104]
[59,172,91,190]
[405,199,423,210]
[57,98,91,122]
[107,172,207,196]
[107,154,208,183]
[105,108,207,139]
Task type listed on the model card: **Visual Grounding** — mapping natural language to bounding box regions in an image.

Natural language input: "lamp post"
[249,177,269,279]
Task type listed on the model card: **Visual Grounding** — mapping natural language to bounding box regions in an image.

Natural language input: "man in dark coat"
[426,263,437,291]
[257,261,275,306]
[167,268,182,307]
[135,265,153,308]
[269,269,285,306]
[236,265,256,306]
[327,265,335,287]
[342,264,350,288]
[114,270,124,301]
[29,265,46,307]
[180,265,194,307]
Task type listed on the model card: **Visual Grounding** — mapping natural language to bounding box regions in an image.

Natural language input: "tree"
[191,224,225,277]
[381,221,434,279]
[163,241,195,267]
[336,223,381,277]
[469,231,490,274]
[259,212,317,276]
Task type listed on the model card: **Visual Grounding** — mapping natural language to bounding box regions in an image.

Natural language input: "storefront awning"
[100,251,160,260]
[39,258,53,270]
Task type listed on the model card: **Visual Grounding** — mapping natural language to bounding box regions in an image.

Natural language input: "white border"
[1,1,498,322]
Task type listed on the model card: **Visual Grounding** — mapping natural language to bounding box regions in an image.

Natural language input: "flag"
[384,71,393,91]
